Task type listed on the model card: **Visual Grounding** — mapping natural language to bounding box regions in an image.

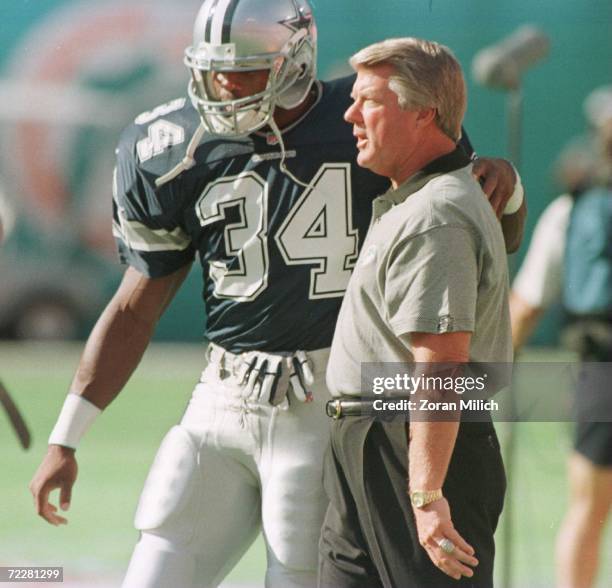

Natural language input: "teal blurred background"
[1,0,610,343]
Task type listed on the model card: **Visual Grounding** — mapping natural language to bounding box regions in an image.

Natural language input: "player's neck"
[270,84,319,130]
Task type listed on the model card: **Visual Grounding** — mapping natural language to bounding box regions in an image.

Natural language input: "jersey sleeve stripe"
[113,211,191,253]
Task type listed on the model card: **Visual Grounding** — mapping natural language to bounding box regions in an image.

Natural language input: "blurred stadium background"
[1,0,611,586]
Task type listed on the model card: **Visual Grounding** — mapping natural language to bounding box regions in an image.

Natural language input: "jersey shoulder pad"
[116,97,201,181]
[305,76,356,142]
[322,75,356,109]
[114,98,199,223]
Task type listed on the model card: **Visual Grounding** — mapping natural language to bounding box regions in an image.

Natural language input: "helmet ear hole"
[276,37,316,110]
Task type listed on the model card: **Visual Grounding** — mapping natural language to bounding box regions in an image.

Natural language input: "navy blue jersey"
[113,76,471,352]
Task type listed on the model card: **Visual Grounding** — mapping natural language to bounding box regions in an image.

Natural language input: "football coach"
[319,38,512,587]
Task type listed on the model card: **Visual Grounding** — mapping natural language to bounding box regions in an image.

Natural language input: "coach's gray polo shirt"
[327,148,512,397]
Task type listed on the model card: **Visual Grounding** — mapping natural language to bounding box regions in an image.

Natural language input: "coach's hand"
[472,157,516,219]
[29,445,78,526]
[413,497,479,581]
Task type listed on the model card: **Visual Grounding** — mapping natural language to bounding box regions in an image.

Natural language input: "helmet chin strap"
[156,99,313,190]
[268,115,311,190]
[155,123,205,188]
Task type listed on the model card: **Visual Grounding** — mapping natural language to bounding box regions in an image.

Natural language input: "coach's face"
[345,63,421,183]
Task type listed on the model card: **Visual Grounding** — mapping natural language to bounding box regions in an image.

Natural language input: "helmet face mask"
[185,0,317,137]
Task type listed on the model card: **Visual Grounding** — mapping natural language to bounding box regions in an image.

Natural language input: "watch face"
[413,493,424,507]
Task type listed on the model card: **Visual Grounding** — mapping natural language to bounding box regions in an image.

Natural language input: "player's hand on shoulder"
[29,445,78,526]
[472,157,517,219]
[412,496,479,581]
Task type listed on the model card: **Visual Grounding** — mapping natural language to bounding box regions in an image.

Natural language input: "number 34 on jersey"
[196,164,358,302]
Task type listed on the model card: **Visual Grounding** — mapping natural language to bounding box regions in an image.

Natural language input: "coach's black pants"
[318,417,506,588]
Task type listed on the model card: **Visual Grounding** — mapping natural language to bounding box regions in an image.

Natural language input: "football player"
[30,1,525,587]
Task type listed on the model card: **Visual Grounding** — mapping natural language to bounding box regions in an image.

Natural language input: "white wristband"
[503,165,524,215]
[48,394,102,449]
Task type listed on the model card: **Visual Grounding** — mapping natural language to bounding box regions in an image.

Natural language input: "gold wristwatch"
[409,489,443,508]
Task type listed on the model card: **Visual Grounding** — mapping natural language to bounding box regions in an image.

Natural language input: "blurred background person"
[510,85,612,588]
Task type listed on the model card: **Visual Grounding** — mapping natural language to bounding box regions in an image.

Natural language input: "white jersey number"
[195,164,357,301]
[276,165,357,298]
[137,120,185,163]
[196,173,269,301]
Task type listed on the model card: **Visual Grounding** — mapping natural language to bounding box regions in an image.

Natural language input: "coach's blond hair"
[350,38,466,141]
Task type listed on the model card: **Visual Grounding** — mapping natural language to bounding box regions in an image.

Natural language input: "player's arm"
[407,331,479,581]
[70,263,190,408]
[472,157,526,253]
[29,262,191,525]
[458,131,526,252]
[500,195,526,254]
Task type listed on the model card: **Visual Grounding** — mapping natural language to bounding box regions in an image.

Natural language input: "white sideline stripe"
[0,80,129,127]
[113,213,191,252]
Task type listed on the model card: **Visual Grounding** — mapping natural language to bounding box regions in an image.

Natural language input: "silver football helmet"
[185,0,317,137]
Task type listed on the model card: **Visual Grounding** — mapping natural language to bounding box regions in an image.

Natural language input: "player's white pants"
[121,344,331,588]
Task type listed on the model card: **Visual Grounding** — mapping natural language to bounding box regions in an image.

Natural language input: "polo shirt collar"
[373,147,472,217]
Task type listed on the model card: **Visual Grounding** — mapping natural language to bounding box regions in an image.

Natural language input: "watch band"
[409,488,443,508]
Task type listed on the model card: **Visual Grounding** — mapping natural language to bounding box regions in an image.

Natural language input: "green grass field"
[1,343,610,587]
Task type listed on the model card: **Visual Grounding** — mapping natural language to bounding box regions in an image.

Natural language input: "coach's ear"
[415,107,437,129]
